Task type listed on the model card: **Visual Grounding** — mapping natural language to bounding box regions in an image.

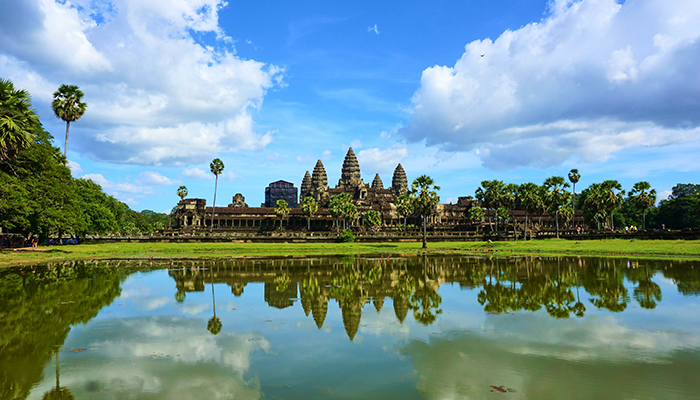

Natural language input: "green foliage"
[364,210,382,227]
[177,185,188,200]
[654,197,700,229]
[411,175,440,248]
[301,196,318,230]
[339,229,355,243]
[274,199,290,229]
[468,207,484,224]
[329,192,356,230]
[0,79,40,161]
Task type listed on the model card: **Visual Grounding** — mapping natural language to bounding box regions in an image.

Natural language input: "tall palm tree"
[176,185,188,200]
[209,158,224,232]
[274,199,290,229]
[629,181,656,230]
[543,176,571,239]
[301,196,318,230]
[51,84,87,158]
[568,169,581,207]
[411,175,440,249]
[516,183,541,240]
[0,79,40,161]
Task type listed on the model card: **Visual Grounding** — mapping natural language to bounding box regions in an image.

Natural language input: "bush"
[339,229,355,243]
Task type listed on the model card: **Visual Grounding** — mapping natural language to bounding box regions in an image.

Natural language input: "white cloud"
[367,24,380,35]
[67,160,83,175]
[400,0,700,170]
[135,171,177,186]
[0,0,283,165]
[182,167,214,180]
[82,173,153,195]
[357,145,408,175]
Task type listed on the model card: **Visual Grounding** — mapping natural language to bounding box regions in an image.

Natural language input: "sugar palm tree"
[543,176,571,239]
[209,158,224,232]
[0,79,40,161]
[411,175,440,249]
[51,84,87,158]
[629,181,656,230]
[301,196,318,230]
[275,199,290,229]
[568,169,581,207]
[207,266,222,335]
[516,182,541,240]
[176,185,188,200]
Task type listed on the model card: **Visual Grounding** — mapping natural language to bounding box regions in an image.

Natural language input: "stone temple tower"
[371,173,383,189]
[337,147,364,190]
[309,160,329,203]
[391,163,408,197]
[300,171,312,202]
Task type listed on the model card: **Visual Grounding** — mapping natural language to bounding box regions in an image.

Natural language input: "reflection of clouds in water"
[401,313,700,400]
[180,302,209,316]
[359,305,411,338]
[483,313,700,363]
[138,296,171,311]
[28,317,268,399]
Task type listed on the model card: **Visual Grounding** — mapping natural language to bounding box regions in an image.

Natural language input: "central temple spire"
[338,147,362,189]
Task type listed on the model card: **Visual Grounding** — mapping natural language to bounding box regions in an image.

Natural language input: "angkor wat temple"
[173,147,471,232]
[172,147,577,233]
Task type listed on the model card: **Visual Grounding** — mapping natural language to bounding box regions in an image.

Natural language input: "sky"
[1,0,699,213]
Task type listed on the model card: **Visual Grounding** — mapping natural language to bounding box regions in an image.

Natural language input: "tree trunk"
[555,210,560,239]
[512,208,516,240]
[523,213,529,241]
[307,216,311,231]
[642,209,646,231]
[422,214,427,249]
[210,176,218,232]
[63,121,70,158]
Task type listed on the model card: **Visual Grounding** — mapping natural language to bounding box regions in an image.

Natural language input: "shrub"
[339,229,355,243]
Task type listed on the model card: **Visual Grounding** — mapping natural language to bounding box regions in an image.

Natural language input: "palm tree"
[301,196,318,230]
[503,183,519,238]
[0,79,40,161]
[568,169,581,207]
[209,158,224,232]
[274,199,290,229]
[51,84,87,158]
[516,183,541,240]
[629,181,656,230]
[207,266,222,335]
[475,180,504,232]
[600,180,625,230]
[543,176,571,239]
[468,207,484,232]
[176,185,188,200]
[410,175,440,249]
[396,193,414,227]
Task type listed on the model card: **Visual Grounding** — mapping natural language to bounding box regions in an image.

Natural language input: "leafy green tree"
[543,176,571,238]
[329,193,352,231]
[51,84,87,158]
[74,178,118,235]
[177,185,188,200]
[341,201,358,229]
[475,180,504,232]
[503,183,519,238]
[364,209,382,230]
[601,180,625,230]
[274,199,290,229]
[668,183,700,200]
[396,193,414,226]
[301,196,318,230]
[516,182,541,240]
[568,168,581,207]
[655,197,700,229]
[0,78,40,161]
[629,181,656,230]
[468,206,484,232]
[207,267,221,335]
[411,175,440,249]
[209,158,224,232]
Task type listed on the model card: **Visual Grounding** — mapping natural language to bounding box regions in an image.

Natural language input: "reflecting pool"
[2,255,700,399]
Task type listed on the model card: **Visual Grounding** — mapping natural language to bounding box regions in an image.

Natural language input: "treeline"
[0,79,167,240]
[474,171,699,234]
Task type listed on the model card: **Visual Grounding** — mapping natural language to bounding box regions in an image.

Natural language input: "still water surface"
[2,255,700,399]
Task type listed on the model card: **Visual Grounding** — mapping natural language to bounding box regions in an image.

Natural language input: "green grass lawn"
[2,239,699,267]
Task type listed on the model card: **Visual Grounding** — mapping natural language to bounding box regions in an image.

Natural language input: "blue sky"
[1,0,699,212]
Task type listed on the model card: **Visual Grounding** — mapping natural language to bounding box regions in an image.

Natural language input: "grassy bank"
[2,239,699,267]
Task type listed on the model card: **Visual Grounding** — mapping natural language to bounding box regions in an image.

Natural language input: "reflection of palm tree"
[207,267,221,335]
[572,271,586,318]
[42,348,75,400]
[634,266,662,309]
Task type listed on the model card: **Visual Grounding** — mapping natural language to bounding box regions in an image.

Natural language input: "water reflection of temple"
[166,256,700,341]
